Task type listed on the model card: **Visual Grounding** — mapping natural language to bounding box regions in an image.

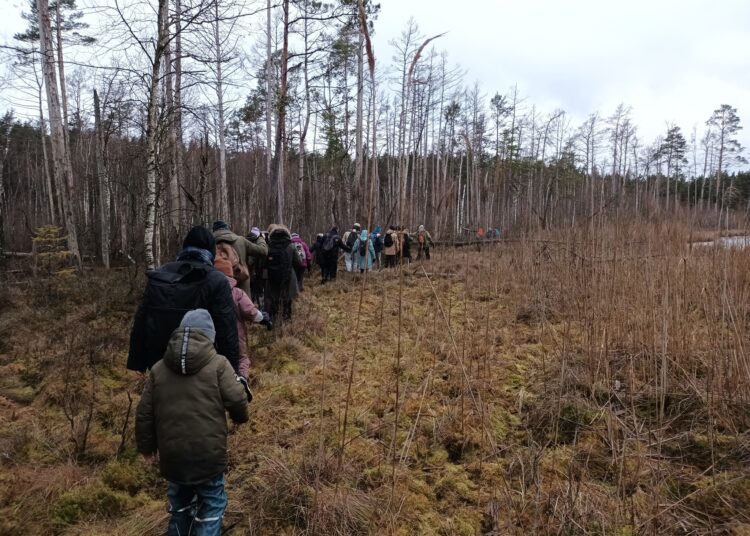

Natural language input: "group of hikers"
[311,222,435,281]
[128,219,435,535]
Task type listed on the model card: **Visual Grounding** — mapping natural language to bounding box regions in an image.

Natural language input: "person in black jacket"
[319,227,350,283]
[127,226,241,374]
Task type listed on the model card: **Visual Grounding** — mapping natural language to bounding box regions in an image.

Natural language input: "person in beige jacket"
[383,226,401,268]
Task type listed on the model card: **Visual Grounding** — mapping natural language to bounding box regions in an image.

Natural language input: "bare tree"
[36,0,81,267]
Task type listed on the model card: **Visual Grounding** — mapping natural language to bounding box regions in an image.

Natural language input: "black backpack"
[346,231,358,249]
[140,263,210,368]
[322,233,337,254]
[358,240,367,257]
[384,233,394,248]
[267,237,292,285]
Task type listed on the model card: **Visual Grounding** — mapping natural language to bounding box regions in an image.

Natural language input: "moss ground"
[1,229,749,534]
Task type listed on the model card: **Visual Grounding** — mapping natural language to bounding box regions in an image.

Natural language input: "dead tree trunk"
[37,0,81,267]
[93,90,110,268]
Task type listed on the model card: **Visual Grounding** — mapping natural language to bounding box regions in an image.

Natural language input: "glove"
[259,311,273,331]
[238,376,253,402]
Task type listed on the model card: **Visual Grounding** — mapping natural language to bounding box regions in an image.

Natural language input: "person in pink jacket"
[215,258,272,378]
[291,233,313,291]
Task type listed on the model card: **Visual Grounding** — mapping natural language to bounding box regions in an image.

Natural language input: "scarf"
[177,246,215,266]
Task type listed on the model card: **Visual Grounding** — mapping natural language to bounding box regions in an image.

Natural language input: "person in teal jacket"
[352,229,376,273]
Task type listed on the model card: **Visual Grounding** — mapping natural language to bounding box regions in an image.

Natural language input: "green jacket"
[267,227,303,301]
[213,228,268,294]
[135,328,249,485]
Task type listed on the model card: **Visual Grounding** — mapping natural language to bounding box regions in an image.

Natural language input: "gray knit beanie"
[179,309,216,343]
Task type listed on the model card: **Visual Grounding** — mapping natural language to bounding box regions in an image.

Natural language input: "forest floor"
[1,222,750,535]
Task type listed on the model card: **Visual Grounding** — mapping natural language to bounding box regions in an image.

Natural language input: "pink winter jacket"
[227,276,260,378]
[291,235,313,268]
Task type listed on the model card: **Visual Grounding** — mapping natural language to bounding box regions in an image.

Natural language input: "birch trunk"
[144,0,169,270]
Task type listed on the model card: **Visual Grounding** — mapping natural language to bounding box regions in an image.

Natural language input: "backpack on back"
[384,233,394,248]
[294,242,306,266]
[358,240,367,257]
[142,266,209,365]
[215,241,250,283]
[267,238,292,285]
[346,231,358,249]
[322,234,337,254]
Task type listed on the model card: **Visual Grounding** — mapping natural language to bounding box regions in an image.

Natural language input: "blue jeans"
[167,474,226,536]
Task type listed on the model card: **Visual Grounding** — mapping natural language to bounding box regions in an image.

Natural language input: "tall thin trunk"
[298,0,312,226]
[38,86,56,222]
[164,28,178,234]
[355,26,364,214]
[265,0,273,213]
[144,0,169,270]
[37,0,81,267]
[271,0,289,222]
[55,3,77,228]
[0,122,10,254]
[214,0,229,220]
[93,90,110,268]
[173,0,184,229]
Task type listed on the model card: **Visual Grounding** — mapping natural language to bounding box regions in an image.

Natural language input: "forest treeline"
[0,0,747,266]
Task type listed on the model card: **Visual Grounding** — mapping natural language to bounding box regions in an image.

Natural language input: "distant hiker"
[136,309,249,536]
[342,223,361,272]
[214,258,272,379]
[212,220,268,296]
[383,226,400,268]
[352,229,376,273]
[401,228,413,264]
[310,233,325,273]
[128,226,241,374]
[247,227,266,308]
[265,224,303,321]
[319,227,349,283]
[416,225,434,260]
[291,232,313,291]
[371,226,383,269]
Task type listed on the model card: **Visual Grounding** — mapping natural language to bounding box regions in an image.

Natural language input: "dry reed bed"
[1,222,749,534]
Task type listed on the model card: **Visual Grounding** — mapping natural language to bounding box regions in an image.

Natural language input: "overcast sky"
[2,0,750,162]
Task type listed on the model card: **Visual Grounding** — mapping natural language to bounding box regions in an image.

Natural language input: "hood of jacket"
[269,226,292,242]
[213,228,239,244]
[359,230,369,241]
[162,327,217,376]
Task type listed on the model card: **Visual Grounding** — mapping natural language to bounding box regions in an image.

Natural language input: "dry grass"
[1,219,750,534]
